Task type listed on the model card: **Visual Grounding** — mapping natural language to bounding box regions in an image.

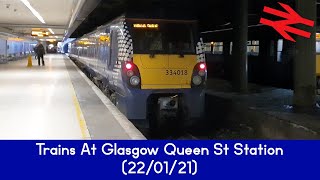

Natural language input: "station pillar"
[232,0,248,93]
[223,41,230,56]
[293,0,317,109]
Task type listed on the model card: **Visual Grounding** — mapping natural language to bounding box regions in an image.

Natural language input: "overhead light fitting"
[20,0,45,24]
[31,31,48,37]
[48,28,55,34]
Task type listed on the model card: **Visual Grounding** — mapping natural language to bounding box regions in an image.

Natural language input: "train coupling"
[158,95,179,110]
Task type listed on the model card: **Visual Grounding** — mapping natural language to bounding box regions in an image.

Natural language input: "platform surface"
[0,54,145,140]
[205,78,320,139]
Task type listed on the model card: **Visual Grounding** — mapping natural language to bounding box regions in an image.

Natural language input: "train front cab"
[116,18,206,129]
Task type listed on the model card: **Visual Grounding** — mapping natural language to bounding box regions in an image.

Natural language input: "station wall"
[0,38,37,58]
[0,39,6,57]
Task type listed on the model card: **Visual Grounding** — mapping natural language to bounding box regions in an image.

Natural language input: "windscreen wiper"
[179,51,185,58]
[149,50,156,58]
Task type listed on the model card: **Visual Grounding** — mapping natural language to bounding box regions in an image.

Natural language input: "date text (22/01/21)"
[122,160,198,176]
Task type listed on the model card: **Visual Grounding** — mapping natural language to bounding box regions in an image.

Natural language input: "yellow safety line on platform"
[69,82,91,140]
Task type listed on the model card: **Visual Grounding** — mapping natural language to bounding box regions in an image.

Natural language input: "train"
[204,38,320,89]
[68,15,207,130]
[0,36,37,63]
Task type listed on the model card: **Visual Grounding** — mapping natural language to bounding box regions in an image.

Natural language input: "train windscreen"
[131,22,196,55]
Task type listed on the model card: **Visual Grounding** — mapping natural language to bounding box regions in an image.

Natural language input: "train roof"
[75,14,198,40]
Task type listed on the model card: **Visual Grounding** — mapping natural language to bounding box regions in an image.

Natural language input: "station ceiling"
[0,0,77,41]
[0,0,319,42]
[71,0,320,41]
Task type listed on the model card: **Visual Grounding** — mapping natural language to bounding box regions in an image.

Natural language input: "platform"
[205,78,320,139]
[0,54,145,140]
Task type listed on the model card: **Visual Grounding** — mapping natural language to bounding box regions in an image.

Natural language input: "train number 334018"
[166,70,188,76]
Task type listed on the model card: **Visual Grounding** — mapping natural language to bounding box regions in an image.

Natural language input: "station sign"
[260,2,314,42]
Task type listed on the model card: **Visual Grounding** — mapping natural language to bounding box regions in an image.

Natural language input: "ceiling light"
[48,28,55,34]
[20,0,45,24]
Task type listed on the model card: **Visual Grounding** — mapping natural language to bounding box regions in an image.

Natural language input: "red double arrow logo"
[260,2,315,42]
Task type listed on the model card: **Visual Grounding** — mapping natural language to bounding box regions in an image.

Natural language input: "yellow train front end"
[133,54,200,89]
[122,18,206,130]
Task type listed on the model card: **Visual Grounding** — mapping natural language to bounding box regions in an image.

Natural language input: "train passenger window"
[205,42,223,54]
[229,41,260,56]
[247,40,259,56]
[277,39,283,62]
[316,41,320,53]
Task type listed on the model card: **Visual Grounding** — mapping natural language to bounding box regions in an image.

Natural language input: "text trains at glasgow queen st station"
[69,15,207,129]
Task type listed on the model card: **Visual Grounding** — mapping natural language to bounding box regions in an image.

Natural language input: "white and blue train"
[69,15,207,130]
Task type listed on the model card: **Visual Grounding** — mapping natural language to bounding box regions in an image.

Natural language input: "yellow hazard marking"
[69,82,91,140]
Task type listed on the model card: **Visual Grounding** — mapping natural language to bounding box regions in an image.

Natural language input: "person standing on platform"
[35,42,45,66]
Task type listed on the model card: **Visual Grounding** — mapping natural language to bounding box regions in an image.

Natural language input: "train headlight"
[130,76,140,86]
[199,70,206,76]
[192,76,202,86]
[127,70,134,77]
